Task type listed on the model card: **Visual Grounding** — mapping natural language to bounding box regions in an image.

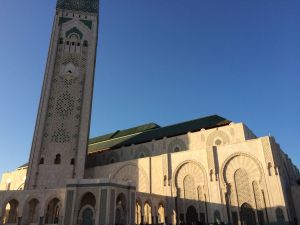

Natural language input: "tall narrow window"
[54,154,61,164]
[6,182,11,191]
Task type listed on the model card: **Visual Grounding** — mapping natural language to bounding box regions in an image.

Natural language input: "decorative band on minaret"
[56,0,99,13]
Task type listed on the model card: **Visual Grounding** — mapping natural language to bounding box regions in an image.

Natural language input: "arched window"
[158,203,165,224]
[135,200,142,225]
[144,202,152,225]
[70,158,75,165]
[174,146,180,152]
[83,40,88,47]
[54,154,61,164]
[40,158,44,164]
[275,208,285,222]
[3,199,19,224]
[45,198,60,224]
[214,138,222,146]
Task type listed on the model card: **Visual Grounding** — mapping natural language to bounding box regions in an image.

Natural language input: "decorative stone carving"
[206,130,230,147]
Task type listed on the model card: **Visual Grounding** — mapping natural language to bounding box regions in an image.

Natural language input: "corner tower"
[25,0,99,189]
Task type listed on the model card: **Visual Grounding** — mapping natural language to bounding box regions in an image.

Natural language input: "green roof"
[88,115,231,154]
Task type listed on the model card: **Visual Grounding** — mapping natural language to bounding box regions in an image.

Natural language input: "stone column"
[94,189,101,225]
[129,191,136,225]
[99,189,108,225]
[108,189,115,225]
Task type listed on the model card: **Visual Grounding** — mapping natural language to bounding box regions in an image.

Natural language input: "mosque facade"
[0,1,299,225]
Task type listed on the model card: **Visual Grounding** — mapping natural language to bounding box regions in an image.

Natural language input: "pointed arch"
[158,202,165,224]
[80,192,96,209]
[2,199,19,224]
[135,199,142,225]
[144,201,152,224]
[45,198,61,224]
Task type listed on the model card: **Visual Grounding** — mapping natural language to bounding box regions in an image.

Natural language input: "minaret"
[25,0,99,189]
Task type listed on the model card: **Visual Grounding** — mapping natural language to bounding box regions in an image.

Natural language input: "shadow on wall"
[134,195,295,225]
[0,190,297,225]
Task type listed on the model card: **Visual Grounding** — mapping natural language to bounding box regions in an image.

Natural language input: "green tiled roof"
[88,115,231,154]
[56,0,99,14]
[89,123,160,153]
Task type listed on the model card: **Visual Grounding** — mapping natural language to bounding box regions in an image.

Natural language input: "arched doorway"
[115,193,127,225]
[186,205,198,225]
[2,199,18,224]
[81,208,94,225]
[240,203,256,225]
[45,198,60,224]
[79,192,96,225]
[23,198,39,225]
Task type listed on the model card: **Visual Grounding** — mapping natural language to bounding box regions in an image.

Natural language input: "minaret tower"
[25,0,99,189]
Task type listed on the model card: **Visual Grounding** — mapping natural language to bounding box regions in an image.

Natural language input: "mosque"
[0,0,300,225]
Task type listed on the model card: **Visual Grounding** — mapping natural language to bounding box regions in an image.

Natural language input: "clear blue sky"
[0,0,299,176]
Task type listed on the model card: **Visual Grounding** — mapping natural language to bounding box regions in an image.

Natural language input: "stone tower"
[25,0,99,189]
